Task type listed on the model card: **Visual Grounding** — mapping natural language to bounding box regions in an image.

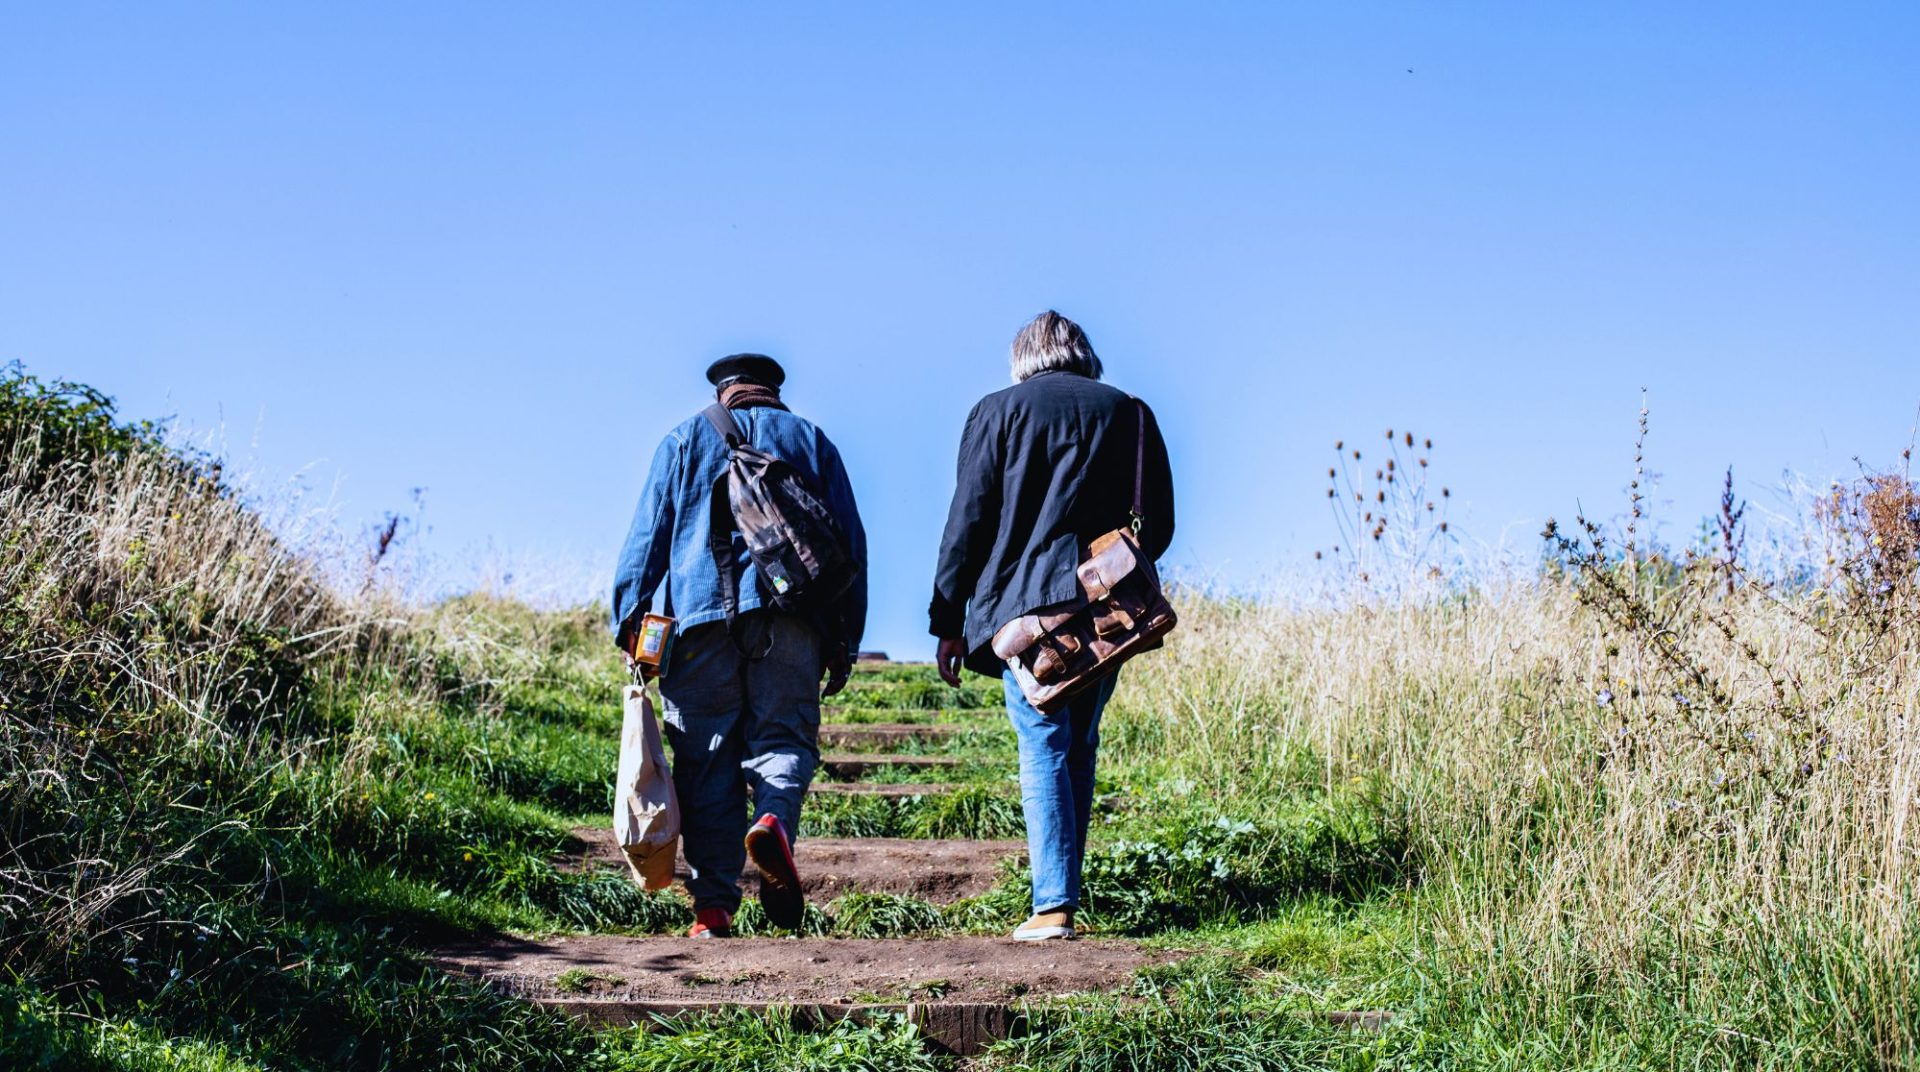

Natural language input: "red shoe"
[744,814,804,930]
[687,906,733,939]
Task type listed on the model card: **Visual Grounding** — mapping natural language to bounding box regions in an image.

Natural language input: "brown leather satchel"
[990,399,1177,714]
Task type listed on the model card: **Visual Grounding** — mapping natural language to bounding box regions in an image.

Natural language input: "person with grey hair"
[928,310,1175,941]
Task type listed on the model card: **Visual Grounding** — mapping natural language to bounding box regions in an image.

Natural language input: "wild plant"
[1318,427,1454,594]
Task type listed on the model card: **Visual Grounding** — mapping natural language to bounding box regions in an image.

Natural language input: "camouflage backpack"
[701,404,858,636]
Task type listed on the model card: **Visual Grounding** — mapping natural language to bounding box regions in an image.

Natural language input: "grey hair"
[1010,310,1103,383]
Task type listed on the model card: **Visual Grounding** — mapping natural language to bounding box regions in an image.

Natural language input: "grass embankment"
[0,370,1401,1070]
[5,367,1916,1070]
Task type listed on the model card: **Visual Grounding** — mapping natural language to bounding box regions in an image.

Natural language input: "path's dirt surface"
[435,934,1172,1005]
[559,827,1023,903]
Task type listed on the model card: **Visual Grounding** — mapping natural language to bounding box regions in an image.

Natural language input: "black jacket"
[929,370,1175,676]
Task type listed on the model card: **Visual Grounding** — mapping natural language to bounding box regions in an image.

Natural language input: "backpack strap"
[702,403,746,447]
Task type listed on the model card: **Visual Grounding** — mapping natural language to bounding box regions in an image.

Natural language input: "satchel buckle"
[1095,605,1135,638]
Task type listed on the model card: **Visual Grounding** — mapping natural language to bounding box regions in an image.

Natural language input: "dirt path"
[558,827,1023,903]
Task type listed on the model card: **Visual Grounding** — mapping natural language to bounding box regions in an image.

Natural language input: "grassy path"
[436,662,1183,1056]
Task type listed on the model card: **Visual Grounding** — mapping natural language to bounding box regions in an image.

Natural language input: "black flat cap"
[705,353,785,387]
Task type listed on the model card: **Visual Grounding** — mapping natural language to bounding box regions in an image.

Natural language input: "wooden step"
[433,935,1177,1056]
[817,723,963,749]
[819,753,961,780]
[819,707,984,726]
[806,782,959,798]
[557,829,1023,903]
[834,681,997,711]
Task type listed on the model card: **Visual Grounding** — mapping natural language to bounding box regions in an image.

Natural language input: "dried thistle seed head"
[1377,491,1385,502]
[1328,467,1336,478]
[1443,487,1451,498]
[1328,489,1336,498]
[1364,511,1373,522]
[1376,469,1384,480]
[1440,521,1449,532]
[1314,550,1322,560]
[1405,432,1414,447]
[1386,428,1394,439]
[1353,450,1361,460]
[1387,459,1396,471]
[1335,440,1344,450]
[1424,438,1432,449]
[1419,458,1428,467]
[1387,473,1395,483]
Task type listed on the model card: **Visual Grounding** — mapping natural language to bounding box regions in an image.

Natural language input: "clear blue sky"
[3,4,1915,656]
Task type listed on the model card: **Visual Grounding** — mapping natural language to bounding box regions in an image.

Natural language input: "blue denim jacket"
[610,405,867,657]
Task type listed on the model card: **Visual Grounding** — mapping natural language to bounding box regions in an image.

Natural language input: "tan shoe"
[1012,908,1075,941]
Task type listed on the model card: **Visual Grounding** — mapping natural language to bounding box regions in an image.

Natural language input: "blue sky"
[2,4,1915,656]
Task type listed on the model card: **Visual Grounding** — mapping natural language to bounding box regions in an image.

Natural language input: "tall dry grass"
[0,384,416,976]
[1114,461,1920,1064]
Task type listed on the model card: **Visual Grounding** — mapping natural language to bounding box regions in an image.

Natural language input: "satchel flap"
[1077,529,1142,601]
[991,605,1079,661]
[990,616,1040,661]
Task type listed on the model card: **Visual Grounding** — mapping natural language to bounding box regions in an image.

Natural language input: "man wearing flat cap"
[611,353,867,938]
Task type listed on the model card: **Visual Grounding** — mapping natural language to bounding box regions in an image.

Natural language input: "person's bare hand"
[821,648,851,698]
[935,637,967,688]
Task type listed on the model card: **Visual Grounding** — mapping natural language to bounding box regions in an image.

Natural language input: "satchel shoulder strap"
[1130,398,1147,537]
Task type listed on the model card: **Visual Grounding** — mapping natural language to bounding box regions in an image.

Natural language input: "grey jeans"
[657,612,822,912]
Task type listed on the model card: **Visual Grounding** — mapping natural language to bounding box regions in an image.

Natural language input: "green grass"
[591,1009,940,1072]
[832,679,1000,711]
[799,783,1027,840]
[819,705,991,725]
[984,947,1432,1072]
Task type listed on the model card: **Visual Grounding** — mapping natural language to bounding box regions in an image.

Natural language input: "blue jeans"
[659,613,822,912]
[1004,670,1119,913]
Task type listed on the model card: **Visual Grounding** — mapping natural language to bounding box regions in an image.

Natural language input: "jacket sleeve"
[817,430,867,658]
[1140,400,1176,561]
[929,400,1001,638]
[609,433,680,646]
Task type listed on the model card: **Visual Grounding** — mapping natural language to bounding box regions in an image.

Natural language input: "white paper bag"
[614,683,680,891]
